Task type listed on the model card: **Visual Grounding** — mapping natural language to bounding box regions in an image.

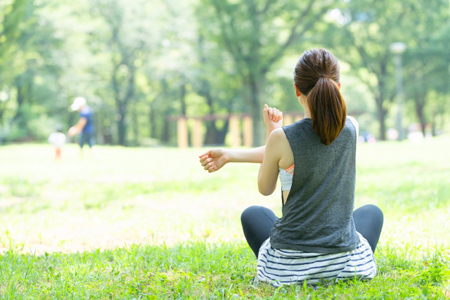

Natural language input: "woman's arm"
[256,105,287,195]
[199,147,265,173]
[207,147,266,163]
[258,129,286,195]
[199,105,283,173]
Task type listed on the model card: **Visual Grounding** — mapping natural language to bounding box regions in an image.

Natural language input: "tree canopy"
[0,0,449,146]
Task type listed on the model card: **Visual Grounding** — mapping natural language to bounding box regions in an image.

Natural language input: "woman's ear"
[337,82,342,90]
[293,83,301,97]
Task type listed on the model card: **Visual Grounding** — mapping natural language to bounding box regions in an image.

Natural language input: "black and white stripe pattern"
[255,233,376,286]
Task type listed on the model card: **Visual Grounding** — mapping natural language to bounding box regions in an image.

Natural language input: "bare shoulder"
[268,128,293,169]
[269,127,287,140]
[267,128,290,149]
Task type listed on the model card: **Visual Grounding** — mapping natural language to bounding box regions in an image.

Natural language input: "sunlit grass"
[0,136,449,298]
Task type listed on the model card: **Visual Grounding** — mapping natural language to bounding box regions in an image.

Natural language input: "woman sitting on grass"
[199,48,383,286]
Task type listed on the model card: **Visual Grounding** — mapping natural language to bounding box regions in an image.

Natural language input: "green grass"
[0,137,449,298]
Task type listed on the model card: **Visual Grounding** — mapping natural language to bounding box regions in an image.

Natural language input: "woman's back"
[270,117,360,253]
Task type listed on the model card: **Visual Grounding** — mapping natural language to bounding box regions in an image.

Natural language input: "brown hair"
[294,48,347,145]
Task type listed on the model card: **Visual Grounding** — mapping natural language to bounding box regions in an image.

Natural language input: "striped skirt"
[255,233,376,287]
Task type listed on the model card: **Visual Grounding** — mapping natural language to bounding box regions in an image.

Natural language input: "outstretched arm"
[199,147,265,173]
[199,105,283,173]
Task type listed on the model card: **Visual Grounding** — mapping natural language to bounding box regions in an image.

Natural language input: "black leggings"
[241,204,383,258]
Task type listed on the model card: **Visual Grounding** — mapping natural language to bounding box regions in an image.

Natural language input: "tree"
[327,0,420,140]
[89,0,160,145]
[0,0,27,140]
[0,0,64,141]
[198,0,335,145]
[193,8,242,145]
[401,0,450,136]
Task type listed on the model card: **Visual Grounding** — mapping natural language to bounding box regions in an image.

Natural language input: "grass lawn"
[0,137,449,298]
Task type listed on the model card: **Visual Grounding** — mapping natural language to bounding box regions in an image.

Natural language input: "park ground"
[0,137,449,298]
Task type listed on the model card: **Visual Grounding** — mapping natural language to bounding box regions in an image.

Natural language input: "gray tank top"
[269,117,360,253]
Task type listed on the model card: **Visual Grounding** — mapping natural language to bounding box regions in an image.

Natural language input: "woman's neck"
[303,104,311,119]
[298,96,311,119]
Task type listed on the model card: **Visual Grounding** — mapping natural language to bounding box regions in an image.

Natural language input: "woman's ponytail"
[294,48,347,145]
[307,77,347,145]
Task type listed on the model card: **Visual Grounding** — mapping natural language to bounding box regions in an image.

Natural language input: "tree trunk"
[431,111,437,136]
[375,96,387,141]
[204,121,218,145]
[117,109,127,146]
[115,96,128,146]
[248,73,263,146]
[180,83,187,116]
[216,120,229,144]
[12,75,25,126]
[0,108,4,128]
[0,104,4,144]
[162,112,170,143]
[149,104,156,139]
[375,71,388,141]
[197,32,221,145]
[112,60,135,146]
[132,103,139,146]
[203,92,222,145]
[414,93,426,136]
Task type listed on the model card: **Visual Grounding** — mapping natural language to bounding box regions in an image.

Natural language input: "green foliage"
[323,0,450,140]
[196,0,335,145]
[0,0,66,143]
[0,0,450,146]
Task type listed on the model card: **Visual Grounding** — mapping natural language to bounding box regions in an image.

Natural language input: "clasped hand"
[263,104,283,133]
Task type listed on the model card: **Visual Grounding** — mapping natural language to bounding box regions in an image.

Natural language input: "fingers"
[203,161,212,170]
[274,109,283,122]
[199,149,221,173]
[198,150,211,158]
[199,155,217,173]
[200,157,217,170]
[272,109,280,122]
[264,104,282,122]
[203,160,216,172]
[263,105,269,118]
[200,156,212,166]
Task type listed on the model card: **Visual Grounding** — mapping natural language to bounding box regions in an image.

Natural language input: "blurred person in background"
[68,97,96,158]
[48,125,66,160]
[199,49,383,286]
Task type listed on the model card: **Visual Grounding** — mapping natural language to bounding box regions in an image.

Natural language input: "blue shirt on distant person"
[79,106,94,134]
[69,97,95,149]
